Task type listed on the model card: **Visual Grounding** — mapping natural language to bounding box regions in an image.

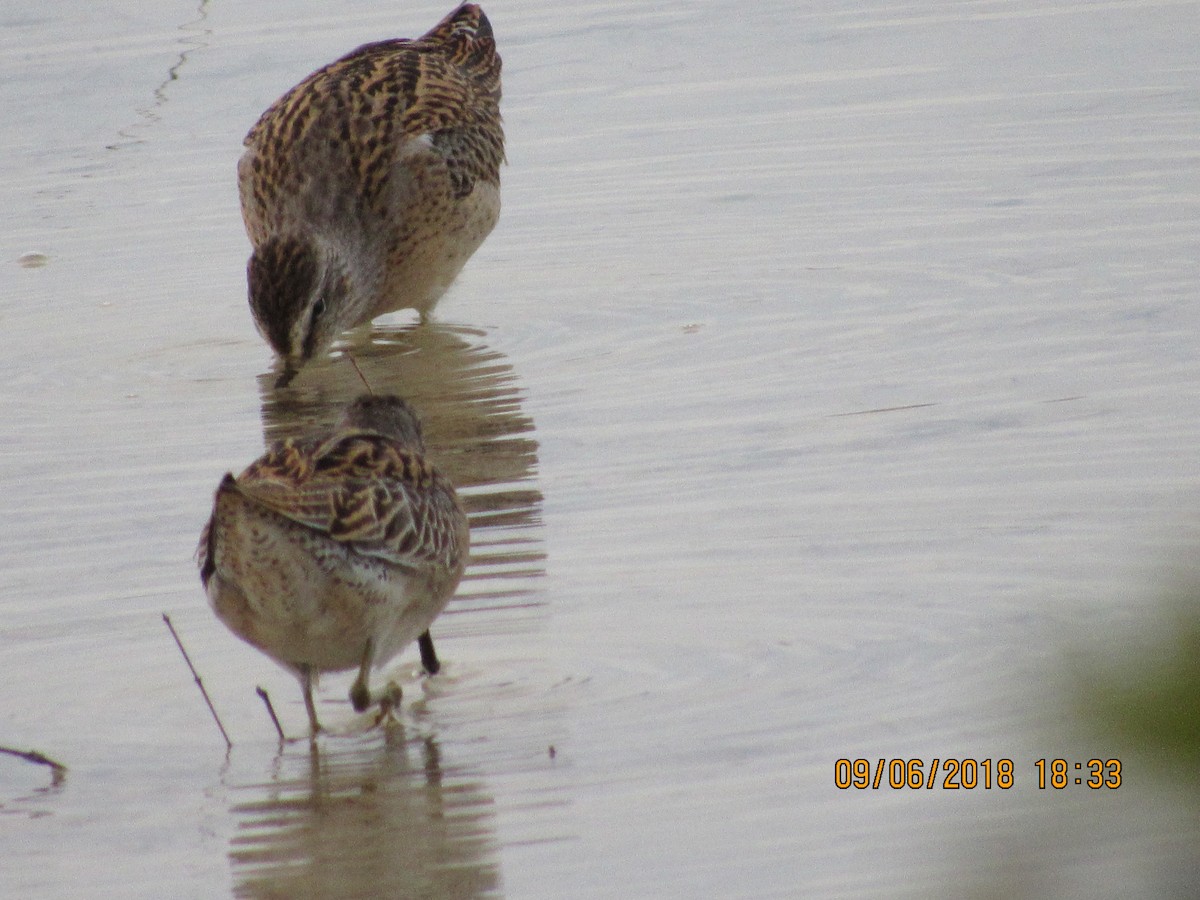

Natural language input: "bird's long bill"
[274,362,299,389]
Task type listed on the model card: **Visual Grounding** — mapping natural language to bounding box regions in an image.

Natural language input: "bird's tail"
[422,3,501,92]
[198,474,240,588]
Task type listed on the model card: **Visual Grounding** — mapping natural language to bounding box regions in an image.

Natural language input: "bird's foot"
[371,681,403,728]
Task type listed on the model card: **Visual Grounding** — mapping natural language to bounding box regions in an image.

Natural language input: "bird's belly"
[376,180,500,316]
[207,516,444,674]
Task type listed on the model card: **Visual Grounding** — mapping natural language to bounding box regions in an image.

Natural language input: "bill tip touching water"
[198,394,469,735]
[239,3,504,373]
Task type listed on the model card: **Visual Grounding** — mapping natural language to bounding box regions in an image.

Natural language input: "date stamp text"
[833,758,1122,790]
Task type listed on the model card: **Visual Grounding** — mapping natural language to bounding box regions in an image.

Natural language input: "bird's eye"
[313,297,327,320]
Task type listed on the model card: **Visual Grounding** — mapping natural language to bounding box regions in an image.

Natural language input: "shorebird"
[238,4,503,377]
[199,395,470,734]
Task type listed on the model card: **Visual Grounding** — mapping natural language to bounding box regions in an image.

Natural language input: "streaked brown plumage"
[199,396,469,734]
[239,4,504,374]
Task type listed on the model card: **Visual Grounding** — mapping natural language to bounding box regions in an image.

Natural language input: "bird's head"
[247,236,355,376]
[338,395,427,453]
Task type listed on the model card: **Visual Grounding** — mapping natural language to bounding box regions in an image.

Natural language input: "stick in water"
[0,745,67,786]
[162,613,233,750]
[255,686,286,742]
[346,351,374,394]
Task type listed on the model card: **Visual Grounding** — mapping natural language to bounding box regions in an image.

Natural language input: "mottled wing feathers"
[233,434,462,569]
[242,4,502,228]
[422,3,500,82]
[411,3,502,119]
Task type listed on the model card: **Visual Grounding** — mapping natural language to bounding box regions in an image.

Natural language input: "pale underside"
[205,483,462,676]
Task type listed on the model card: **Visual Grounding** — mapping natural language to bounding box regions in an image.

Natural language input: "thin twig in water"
[162,613,233,750]
[0,745,67,785]
[256,686,286,742]
[346,351,374,394]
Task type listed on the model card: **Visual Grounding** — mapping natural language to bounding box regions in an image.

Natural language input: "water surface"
[2,0,1200,896]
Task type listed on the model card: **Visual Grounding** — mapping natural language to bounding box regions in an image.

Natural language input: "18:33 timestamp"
[833,757,1123,790]
[1035,757,1121,789]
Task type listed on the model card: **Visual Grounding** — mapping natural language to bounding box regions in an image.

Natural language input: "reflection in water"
[257,322,546,647]
[229,729,500,898]
[0,752,66,821]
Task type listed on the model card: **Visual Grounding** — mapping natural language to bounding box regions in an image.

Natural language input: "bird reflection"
[259,321,543,533]
[228,729,500,898]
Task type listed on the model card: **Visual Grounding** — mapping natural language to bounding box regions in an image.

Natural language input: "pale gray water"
[3,0,1200,897]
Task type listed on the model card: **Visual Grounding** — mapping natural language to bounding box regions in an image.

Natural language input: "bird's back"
[238,4,504,256]
[199,429,470,672]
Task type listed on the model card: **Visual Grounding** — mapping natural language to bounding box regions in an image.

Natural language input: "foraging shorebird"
[239,4,503,376]
[199,395,469,734]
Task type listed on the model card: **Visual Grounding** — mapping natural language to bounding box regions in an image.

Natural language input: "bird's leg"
[350,639,403,726]
[349,639,375,713]
[300,664,321,735]
[418,630,440,675]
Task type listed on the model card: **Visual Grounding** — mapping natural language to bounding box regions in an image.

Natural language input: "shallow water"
[3,0,1200,896]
